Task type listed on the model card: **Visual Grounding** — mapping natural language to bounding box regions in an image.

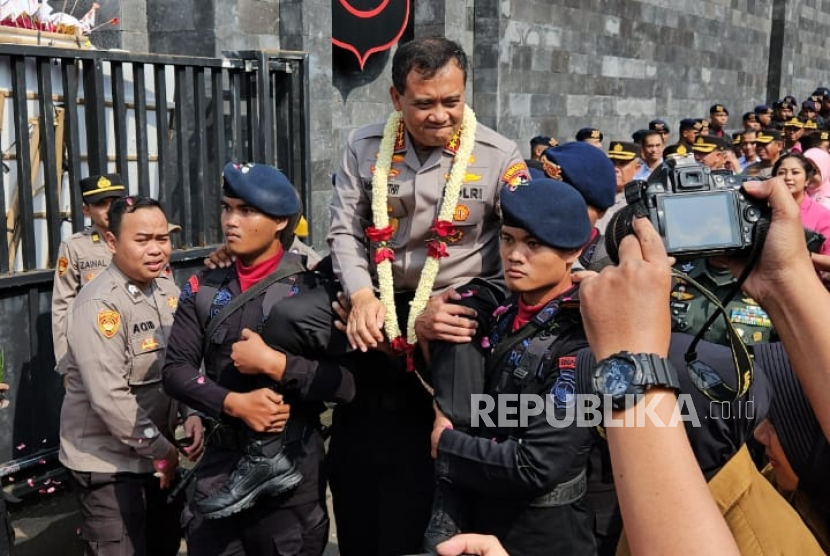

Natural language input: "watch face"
[595,358,637,397]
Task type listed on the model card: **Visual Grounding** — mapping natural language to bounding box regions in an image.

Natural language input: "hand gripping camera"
[605,157,770,263]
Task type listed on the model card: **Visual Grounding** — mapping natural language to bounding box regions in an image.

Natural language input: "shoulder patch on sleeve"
[97,310,121,338]
[558,356,577,370]
[502,162,531,190]
[179,275,199,303]
[188,275,200,294]
[57,256,69,277]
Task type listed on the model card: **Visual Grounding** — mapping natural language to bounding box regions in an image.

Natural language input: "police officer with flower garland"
[328,37,528,554]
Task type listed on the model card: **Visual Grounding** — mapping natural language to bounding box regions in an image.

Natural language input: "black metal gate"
[0,44,310,495]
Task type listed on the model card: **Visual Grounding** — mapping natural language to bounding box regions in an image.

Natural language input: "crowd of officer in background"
[36,36,830,556]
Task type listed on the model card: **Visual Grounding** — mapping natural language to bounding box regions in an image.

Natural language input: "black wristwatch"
[592,352,680,410]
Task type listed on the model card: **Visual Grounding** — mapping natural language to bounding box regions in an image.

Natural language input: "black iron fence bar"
[133,63,150,198]
[153,63,171,214]
[60,59,83,232]
[242,68,255,163]
[210,68,226,244]
[35,57,61,267]
[0,44,249,69]
[110,61,129,181]
[298,55,312,245]
[11,55,36,270]
[256,51,274,166]
[192,65,208,246]
[82,57,106,175]
[229,70,243,163]
[173,65,191,246]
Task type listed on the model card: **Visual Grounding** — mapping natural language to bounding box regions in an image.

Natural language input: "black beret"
[80,174,127,205]
[631,129,649,144]
[649,119,670,133]
[754,104,772,115]
[802,99,818,110]
[500,178,590,250]
[222,162,300,218]
[782,94,798,106]
[575,127,603,142]
[743,112,759,123]
[541,142,616,210]
[530,135,555,147]
[709,104,729,115]
[679,118,702,132]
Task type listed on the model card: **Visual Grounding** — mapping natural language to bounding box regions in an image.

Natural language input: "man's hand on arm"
[346,288,386,351]
[223,389,290,433]
[414,289,478,344]
[203,244,235,269]
[231,328,286,381]
[181,415,205,462]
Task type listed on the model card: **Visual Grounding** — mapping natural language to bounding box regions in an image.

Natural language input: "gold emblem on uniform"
[97,176,112,189]
[85,272,97,282]
[389,168,400,177]
[453,204,470,222]
[57,256,69,277]
[97,310,121,339]
[462,172,482,183]
[468,155,476,164]
[677,145,687,155]
[613,143,623,152]
[753,331,763,342]
[386,205,400,235]
[167,297,178,309]
[591,130,601,139]
[391,154,405,163]
[671,290,694,301]
[141,337,159,351]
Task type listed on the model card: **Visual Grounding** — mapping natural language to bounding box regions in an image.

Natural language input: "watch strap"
[634,353,680,391]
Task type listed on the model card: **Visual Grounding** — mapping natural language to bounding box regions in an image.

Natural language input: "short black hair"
[391,38,468,95]
[107,195,165,238]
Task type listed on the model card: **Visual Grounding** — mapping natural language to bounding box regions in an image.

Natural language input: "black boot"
[197,432,302,519]
[423,476,467,552]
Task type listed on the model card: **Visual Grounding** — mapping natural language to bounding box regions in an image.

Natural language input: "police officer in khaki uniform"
[60,196,202,556]
[671,258,776,346]
[52,174,127,369]
[327,37,528,555]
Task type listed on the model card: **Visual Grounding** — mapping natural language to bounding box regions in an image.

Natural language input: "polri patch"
[57,256,69,277]
[97,310,121,339]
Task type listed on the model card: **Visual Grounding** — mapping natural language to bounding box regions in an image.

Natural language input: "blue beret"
[530,135,554,147]
[541,142,616,210]
[500,179,590,250]
[222,162,300,218]
[649,119,670,133]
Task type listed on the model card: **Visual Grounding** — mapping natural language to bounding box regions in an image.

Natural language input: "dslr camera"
[605,157,770,262]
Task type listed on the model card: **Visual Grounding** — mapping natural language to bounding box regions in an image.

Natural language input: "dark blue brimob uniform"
[435,287,597,556]
[162,253,354,556]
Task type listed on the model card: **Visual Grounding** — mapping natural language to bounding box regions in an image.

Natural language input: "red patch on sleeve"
[558,356,576,370]
[188,275,200,293]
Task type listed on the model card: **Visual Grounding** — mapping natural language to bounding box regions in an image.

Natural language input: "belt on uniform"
[529,469,587,507]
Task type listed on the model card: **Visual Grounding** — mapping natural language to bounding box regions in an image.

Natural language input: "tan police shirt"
[51,227,112,368]
[329,121,527,296]
[59,264,180,474]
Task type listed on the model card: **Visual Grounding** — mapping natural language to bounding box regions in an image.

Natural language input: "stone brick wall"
[128,0,830,247]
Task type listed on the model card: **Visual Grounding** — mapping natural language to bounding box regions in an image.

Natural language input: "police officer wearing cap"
[709,104,729,137]
[756,105,774,128]
[59,195,202,556]
[679,119,703,149]
[163,162,353,555]
[597,141,641,233]
[428,178,597,555]
[576,127,604,149]
[52,174,127,372]
[649,119,670,143]
[691,134,734,172]
[745,130,784,177]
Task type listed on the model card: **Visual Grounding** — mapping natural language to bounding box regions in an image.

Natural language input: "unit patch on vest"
[57,256,69,277]
[551,368,576,409]
[97,310,121,338]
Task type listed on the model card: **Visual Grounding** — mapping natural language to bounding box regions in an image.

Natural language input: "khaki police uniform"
[329,122,526,296]
[671,259,776,345]
[51,227,112,368]
[59,263,182,556]
[327,121,527,555]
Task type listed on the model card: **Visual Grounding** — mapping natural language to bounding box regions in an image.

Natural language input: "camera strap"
[672,269,754,403]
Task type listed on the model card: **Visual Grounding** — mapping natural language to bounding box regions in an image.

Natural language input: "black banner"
[332,0,410,70]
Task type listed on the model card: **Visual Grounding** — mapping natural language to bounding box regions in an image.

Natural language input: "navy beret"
[631,129,649,144]
[222,162,300,218]
[754,104,772,115]
[649,119,670,133]
[541,142,616,210]
[530,135,555,147]
[679,118,702,132]
[575,127,603,142]
[500,178,590,250]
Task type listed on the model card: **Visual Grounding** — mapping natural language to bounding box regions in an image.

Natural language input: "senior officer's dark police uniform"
[432,180,597,555]
[163,164,353,556]
[52,174,126,369]
[59,261,182,556]
[327,113,528,554]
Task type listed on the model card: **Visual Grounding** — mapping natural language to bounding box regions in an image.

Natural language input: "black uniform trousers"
[70,469,182,556]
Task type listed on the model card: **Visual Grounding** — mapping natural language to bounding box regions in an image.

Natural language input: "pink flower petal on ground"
[16,443,25,450]
[44,478,51,485]
[196,376,206,385]
[38,489,46,494]
[46,487,55,493]
[27,478,34,487]
[38,459,46,464]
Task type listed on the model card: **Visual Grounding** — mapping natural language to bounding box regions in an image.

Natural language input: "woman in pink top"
[773,153,830,279]
[803,148,830,209]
